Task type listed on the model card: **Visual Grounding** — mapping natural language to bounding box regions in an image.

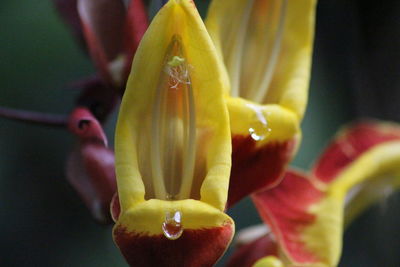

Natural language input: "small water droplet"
[249,125,271,141]
[246,104,272,141]
[162,210,183,240]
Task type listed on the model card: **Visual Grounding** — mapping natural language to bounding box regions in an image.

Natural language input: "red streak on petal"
[228,135,296,208]
[253,171,323,264]
[227,234,278,267]
[313,122,400,184]
[114,223,233,267]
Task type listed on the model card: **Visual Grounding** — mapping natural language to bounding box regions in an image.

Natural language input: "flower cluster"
[2,0,400,267]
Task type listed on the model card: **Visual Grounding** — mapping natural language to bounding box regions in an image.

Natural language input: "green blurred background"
[1,0,399,266]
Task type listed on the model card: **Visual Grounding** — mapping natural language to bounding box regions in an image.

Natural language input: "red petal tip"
[68,107,108,146]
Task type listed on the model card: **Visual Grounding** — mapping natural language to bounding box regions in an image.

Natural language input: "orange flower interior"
[146,35,196,200]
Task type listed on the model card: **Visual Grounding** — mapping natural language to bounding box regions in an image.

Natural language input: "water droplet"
[249,125,271,141]
[162,210,183,240]
[246,103,271,141]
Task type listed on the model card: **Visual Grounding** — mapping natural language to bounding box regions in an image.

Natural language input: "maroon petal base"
[113,223,233,267]
[228,136,296,208]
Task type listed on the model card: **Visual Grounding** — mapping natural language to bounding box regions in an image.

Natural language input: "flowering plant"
[1,1,399,266]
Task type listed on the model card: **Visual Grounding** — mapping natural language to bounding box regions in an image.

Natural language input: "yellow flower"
[112,0,234,266]
[206,0,317,206]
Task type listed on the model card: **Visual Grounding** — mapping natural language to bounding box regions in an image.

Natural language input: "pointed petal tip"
[313,121,400,184]
[68,107,108,146]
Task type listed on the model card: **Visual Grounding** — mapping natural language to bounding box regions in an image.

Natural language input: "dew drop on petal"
[249,125,271,141]
[246,103,272,141]
[162,210,183,240]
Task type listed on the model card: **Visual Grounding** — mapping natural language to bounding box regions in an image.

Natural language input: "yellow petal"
[206,0,317,117]
[113,1,234,265]
[115,199,233,235]
[115,0,231,212]
[227,97,300,144]
[253,256,284,267]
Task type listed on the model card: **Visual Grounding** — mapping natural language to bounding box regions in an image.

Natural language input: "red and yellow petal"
[227,98,300,207]
[252,170,328,265]
[114,226,233,267]
[252,121,400,266]
[312,121,400,184]
[316,122,400,226]
[113,200,234,267]
[205,0,317,206]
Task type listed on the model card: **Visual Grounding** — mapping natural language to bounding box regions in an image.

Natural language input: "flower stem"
[0,106,68,127]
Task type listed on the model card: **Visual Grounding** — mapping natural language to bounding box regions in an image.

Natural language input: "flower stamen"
[150,35,196,200]
[247,0,288,103]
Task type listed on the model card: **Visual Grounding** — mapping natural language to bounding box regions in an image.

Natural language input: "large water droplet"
[246,104,271,141]
[162,210,183,240]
